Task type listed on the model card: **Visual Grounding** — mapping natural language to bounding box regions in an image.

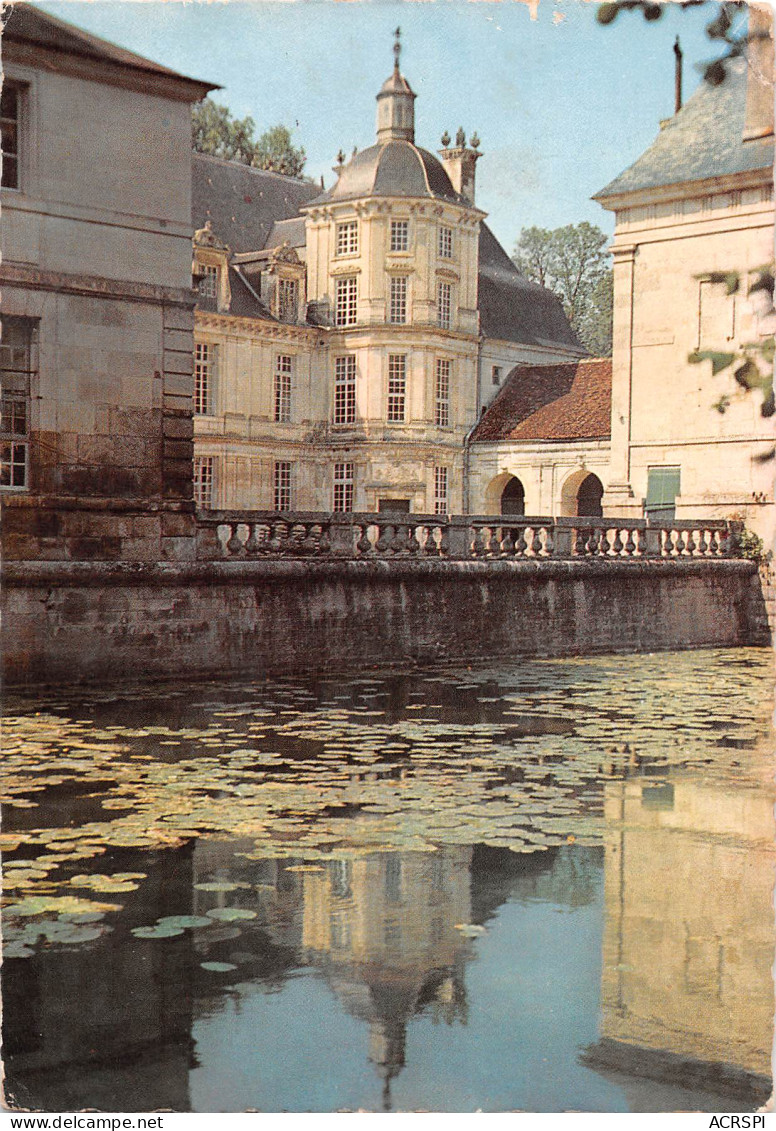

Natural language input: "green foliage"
[596,1,752,85]
[512,222,612,355]
[735,526,766,562]
[688,266,775,423]
[192,98,306,177]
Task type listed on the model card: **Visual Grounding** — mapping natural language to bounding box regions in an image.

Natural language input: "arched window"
[500,476,525,516]
[576,473,604,518]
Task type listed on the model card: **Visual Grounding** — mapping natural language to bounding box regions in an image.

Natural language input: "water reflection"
[2,650,774,1111]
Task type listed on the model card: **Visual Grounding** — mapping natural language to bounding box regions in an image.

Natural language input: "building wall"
[469,439,611,516]
[603,179,775,542]
[3,557,764,685]
[1,42,205,562]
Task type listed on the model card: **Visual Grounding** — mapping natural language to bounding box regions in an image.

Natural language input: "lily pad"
[200,961,237,973]
[156,915,213,930]
[131,924,185,939]
[193,882,240,893]
[206,907,257,922]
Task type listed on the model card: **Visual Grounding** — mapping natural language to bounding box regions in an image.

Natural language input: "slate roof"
[5,3,215,97]
[472,358,612,443]
[478,225,584,351]
[304,141,466,207]
[596,59,773,201]
[192,153,319,254]
[265,217,307,250]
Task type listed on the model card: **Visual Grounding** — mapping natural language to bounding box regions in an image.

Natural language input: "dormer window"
[198,264,219,299]
[390,220,409,252]
[336,221,359,257]
[278,278,298,323]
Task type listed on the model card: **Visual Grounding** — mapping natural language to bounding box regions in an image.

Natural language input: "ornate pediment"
[270,241,301,267]
[193,220,230,252]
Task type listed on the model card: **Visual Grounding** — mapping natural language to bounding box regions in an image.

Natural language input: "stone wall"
[2,557,765,686]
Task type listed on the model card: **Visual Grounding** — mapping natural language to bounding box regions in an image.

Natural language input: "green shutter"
[646,466,681,510]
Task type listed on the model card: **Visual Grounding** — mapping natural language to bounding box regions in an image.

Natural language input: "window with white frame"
[335,276,358,327]
[434,466,449,516]
[333,462,354,512]
[1,84,20,191]
[435,359,451,426]
[0,316,34,490]
[387,355,406,423]
[274,354,292,423]
[278,278,298,323]
[198,264,218,299]
[389,276,408,324]
[193,456,214,509]
[438,226,453,260]
[334,355,356,424]
[336,221,358,257]
[437,281,452,329]
[390,219,409,252]
[274,460,292,511]
[194,342,216,415]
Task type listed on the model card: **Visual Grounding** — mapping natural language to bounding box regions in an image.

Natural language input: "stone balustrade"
[196,511,742,562]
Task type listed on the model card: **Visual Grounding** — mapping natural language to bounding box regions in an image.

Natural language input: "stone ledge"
[2,556,758,588]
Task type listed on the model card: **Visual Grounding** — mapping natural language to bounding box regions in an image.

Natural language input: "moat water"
[2,649,774,1113]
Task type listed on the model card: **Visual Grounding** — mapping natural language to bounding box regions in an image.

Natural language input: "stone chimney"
[438,128,482,204]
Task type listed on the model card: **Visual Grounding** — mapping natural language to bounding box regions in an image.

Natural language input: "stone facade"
[595,15,775,543]
[190,41,584,517]
[0,4,214,561]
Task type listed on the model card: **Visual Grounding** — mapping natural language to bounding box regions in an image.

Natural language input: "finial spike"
[393,26,401,71]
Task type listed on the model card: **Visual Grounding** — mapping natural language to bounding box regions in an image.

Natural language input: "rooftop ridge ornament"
[393,26,401,72]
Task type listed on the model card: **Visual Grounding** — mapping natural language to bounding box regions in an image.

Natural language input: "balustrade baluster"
[685,528,696,556]
[407,525,420,555]
[356,524,373,556]
[611,528,623,556]
[697,528,708,556]
[516,525,528,557]
[226,523,244,557]
[573,526,586,555]
[540,526,552,558]
[471,525,486,558]
[487,526,502,556]
[599,527,611,556]
[375,523,392,555]
[318,523,332,554]
[501,527,515,557]
[438,523,450,557]
[243,523,261,555]
[674,529,686,555]
[393,524,409,555]
[585,527,598,556]
[623,528,635,556]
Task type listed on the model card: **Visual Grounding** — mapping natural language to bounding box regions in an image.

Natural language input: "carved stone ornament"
[270,241,301,266]
[193,219,229,251]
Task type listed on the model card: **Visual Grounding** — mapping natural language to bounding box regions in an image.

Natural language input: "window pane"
[387,355,406,422]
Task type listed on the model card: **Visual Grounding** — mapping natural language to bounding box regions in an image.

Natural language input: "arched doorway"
[500,476,525,516]
[576,473,604,517]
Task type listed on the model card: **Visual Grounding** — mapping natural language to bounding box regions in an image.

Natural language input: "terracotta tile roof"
[472,358,612,443]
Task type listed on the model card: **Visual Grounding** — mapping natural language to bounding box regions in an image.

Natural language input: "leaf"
[193,881,240,892]
[131,924,185,939]
[688,350,735,375]
[206,907,257,922]
[156,915,213,929]
[200,961,237,973]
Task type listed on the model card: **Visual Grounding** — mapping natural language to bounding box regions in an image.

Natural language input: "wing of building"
[592,15,775,539]
[190,38,584,516]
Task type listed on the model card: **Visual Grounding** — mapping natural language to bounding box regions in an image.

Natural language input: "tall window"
[434,466,449,516]
[334,355,356,424]
[274,461,292,511]
[333,462,354,512]
[492,365,502,386]
[435,359,451,426]
[194,342,216,415]
[389,276,408,324]
[274,354,292,423]
[646,466,681,523]
[336,221,358,256]
[1,84,20,191]
[437,281,452,329]
[278,278,298,323]
[0,316,34,489]
[390,220,409,252]
[193,456,214,509]
[387,355,406,423]
[198,264,218,299]
[438,226,453,260]
[335,276,358,327]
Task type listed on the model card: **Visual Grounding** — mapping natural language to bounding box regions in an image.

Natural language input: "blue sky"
[41,0,728,249]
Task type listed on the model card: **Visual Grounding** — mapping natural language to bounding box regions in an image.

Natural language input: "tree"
[192,98,306,177]
[252,124,306,178]
[192,98,258,164]
[512,222,612,355]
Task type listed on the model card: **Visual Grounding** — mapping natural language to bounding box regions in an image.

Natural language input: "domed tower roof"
[306,139,466,207]
[376,27,417,144]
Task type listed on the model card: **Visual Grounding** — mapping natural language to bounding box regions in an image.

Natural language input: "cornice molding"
[0,262,195,307]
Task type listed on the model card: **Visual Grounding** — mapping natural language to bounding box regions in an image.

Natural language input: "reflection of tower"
[583,778,776,1106]
[301,847,472,1110]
